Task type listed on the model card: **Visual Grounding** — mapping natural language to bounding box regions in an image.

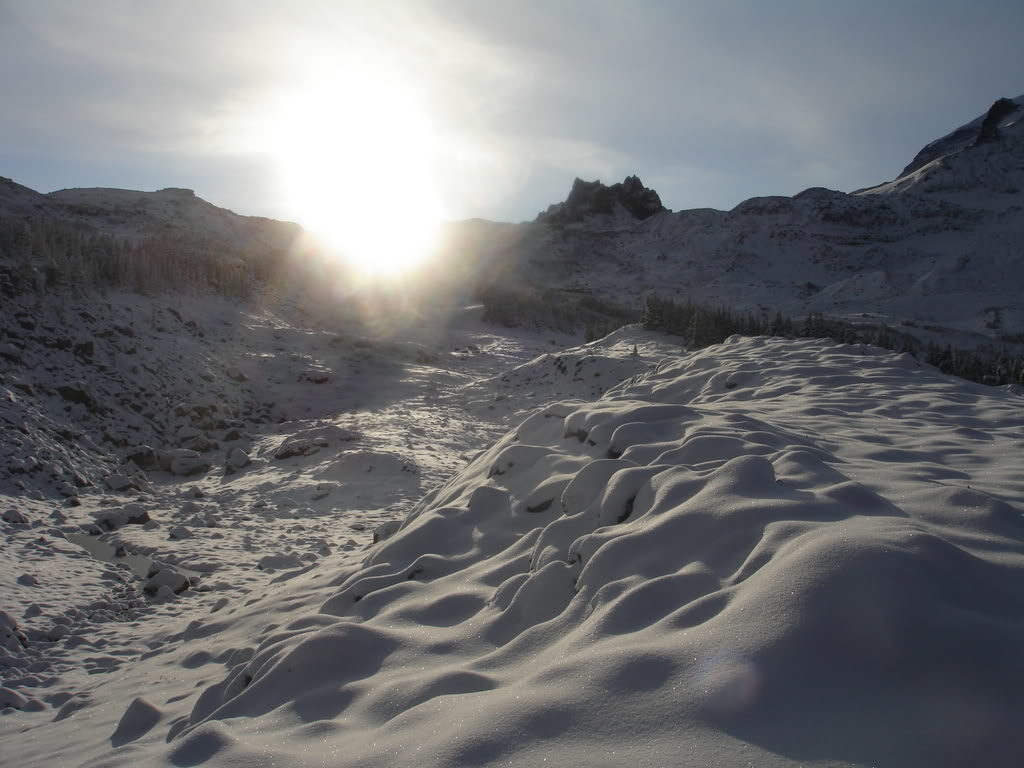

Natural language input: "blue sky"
[2,0,1022,225]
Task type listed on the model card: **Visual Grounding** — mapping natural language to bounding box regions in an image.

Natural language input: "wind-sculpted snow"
[165,336,1024,768]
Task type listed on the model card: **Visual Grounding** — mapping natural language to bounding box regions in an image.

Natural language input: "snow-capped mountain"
[445,96,1024,345]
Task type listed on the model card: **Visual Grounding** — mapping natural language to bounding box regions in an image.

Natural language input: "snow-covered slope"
[447,96,1024,345]
[893,94,1024,178]
[7,333,1015,767]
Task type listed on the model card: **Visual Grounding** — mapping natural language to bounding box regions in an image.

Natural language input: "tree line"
[0,215,259,298]
[642,294,1024,387]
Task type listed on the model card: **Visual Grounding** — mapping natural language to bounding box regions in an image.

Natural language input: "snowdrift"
[146,337,1024,767]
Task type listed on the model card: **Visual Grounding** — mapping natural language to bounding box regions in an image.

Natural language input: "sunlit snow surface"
[3,329,1023,767]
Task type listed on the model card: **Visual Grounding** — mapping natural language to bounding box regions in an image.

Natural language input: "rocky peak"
[972,97,1020,147]
[899,95,1023,177]
[540,175,667,225]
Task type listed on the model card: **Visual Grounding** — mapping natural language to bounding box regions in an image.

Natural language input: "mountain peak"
[898,94,1024,178]
[540,174,667,225]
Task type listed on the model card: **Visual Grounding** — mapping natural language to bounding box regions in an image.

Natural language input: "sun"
[269,74,443,277]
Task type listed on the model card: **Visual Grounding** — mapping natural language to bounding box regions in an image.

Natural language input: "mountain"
[0,176,60,218]
[447,96,1024,348]
[0,180,300,261]
[43,186,299,251]
[892,95,1024,179]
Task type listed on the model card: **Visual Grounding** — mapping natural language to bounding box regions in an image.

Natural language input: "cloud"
[2,0,1023,217]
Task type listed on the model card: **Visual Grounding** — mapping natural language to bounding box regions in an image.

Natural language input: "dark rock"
[73,340,94,359]
[126,445,159,472]
[973,97,1020,147]
[540,175,667,224]
[56,384,101,413]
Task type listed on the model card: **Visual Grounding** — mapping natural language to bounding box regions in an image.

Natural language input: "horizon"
[2,1,1024,231]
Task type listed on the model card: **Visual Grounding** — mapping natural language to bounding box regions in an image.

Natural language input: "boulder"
[170,456,209,476]
[125,445,159,472]
[105,474,135,492]
[144,568,189,595]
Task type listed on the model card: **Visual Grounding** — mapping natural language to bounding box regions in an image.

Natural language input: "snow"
[2,94,1024,767]
[2,305,1022,766]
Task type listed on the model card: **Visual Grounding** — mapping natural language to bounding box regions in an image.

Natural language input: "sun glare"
[270,74,442,277]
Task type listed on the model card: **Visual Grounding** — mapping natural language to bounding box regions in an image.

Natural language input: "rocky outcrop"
[540,175,667,225]
[900,95,1023,176]
[973,97,1020,147]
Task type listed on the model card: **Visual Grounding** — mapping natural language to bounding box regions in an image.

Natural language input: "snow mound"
[162,336,1024,767]
[462,325,673,419]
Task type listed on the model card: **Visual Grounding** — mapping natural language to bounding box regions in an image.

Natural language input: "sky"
[2,0,1023,226]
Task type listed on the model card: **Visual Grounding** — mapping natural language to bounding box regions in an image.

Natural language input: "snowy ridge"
[136,335,1023,768]
[894,94,1024,178]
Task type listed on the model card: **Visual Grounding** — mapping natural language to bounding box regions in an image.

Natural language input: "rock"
[225,448,250,474]
[175,425,204,444]
[257,552,304,572]
[46,624,70,641]
[58,483,78,497]
[124,505,150,525]
[0,686,28,710]
[11,455,39,473]
[23,604,41,618]
[159,449,209,476]
[540,174,667,225]
[274,437,327,459]
[144,568,189,595]
[56,383,102,413]
[226,366,247,382]
[2,508,28,524]
[16,573,37,586]
[298,369,330,384]
[153,584,176,602]
[125,445,159,472]
[168,526,193,540]
[0,610,29,651]
[105,474,135,492]
[170,455,209,476]
[96,505,151,530]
